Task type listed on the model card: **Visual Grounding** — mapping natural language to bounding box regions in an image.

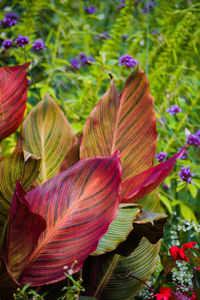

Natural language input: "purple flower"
[15,35,29,47]
[5,12,19,20]
[71,58,80,70]
[1,39,13,50]
[0,17,16,28]
[178,166,193,183]
[79,53,94,66]
[178,148,189,160]
[187,134,200,147]
[152,30,158,34]
[167,105,182,115]
[84,5,97,14]
[119,54,137,68]
[122,34,128,41]
[155,152,168,162]
[162,182,170,190]
[32,40,46,50]
[117,3,126,9]
[195,129,200,138]
[141,1,154,13]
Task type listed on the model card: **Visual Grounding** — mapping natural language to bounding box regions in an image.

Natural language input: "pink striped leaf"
[80,66,157,182]
[0,63,29,142]
[121,147,186,203]
[6,181,46,280]
[7,154,121,286]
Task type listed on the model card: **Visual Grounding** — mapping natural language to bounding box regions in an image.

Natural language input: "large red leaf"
[0,63,29,142]
[6,181,46,280]
[8,154,121,286]
[80,67,157,182]
[121,147,187,203]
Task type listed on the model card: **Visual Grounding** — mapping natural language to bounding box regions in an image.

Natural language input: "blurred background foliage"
[0,0,200,297]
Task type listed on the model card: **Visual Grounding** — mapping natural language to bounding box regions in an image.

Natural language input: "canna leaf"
[92,203,141,256]
[60,134,82,172]
[0,63,29,142]
[83,191,163,300]
[21,93,77,183]
[6,181,46,280]
[0,257,19,300]
[7,154,121,286]
[0,149,41,251]
[121,147,186,203]
[80,66,157,182]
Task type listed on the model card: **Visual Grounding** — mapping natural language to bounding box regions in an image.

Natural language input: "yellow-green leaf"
[21,94,77,183]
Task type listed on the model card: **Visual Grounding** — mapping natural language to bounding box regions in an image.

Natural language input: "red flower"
[169,242,197,262]
[154,287,171,300]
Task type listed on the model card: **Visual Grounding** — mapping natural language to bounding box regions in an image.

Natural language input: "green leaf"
[179,203,197,223]
[92,204,141,255]
[21,94,77,183]
[160,193,172,213]
[0,149,41,251]
[83,191,165,299]
[188,184,198,198]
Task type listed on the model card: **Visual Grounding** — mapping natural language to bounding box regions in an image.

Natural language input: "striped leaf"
[80,66,157,182]
[121,147,187,203]
[0,63,29,142]
[0,257,19,300]
[6,181,46,280]
[0,149,41,251]
[7,154,121,286]
[83,191,163,299]
[21,94,77,183]
[92,203,141,255]
[60,134,82,172]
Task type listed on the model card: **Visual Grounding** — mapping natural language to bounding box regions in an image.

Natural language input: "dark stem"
[117,271,155,294]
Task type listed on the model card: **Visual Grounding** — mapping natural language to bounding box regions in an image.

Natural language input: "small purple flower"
[71,58,80,70]
[79,53,94,66]
[141,1,154,13]
[122,34,128,41]
[0,17,16,28]
[117,3,126,9]
[1,39,13,50]
[187,134,200,147]
[152,30,158,34]
[195,129,200,138]
[32,40,46,50]
[155,152,168,162]
[15,35,29,47]
[84,5,97,14]
[162,182,170,190]
[178,166,193,183]
[5,12,19,20]
[119,54,137,68]
[167,105,182,115]
[178,148,189,160]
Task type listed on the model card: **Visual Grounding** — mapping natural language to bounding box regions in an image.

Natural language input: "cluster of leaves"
[0,0,200,299]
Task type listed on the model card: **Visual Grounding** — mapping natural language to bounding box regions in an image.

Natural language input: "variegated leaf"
[0,149,41,251]
[21,94,77,183]
[92,203,141,255]
[80,66,157,182]
[121,147,187,203]
[7,154,121,286]
[0,63,29,142]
